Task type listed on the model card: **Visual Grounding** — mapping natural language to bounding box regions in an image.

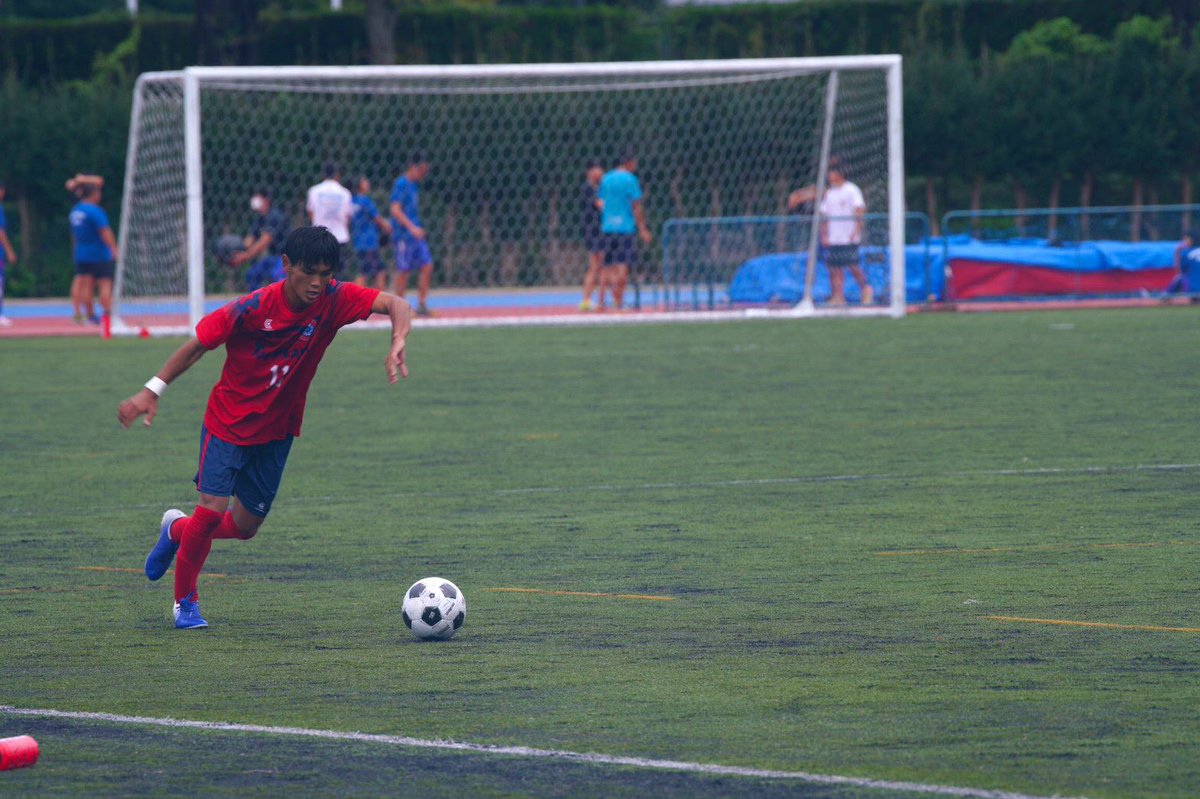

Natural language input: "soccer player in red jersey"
[117,226,414,629]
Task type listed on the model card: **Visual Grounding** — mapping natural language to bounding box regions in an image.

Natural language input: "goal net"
[114,57,904,333]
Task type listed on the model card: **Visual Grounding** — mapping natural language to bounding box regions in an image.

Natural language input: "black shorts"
[75,260,114,279]
[603,233,638,267]
[825,245,860,269]
[348,248,386,278]
[584,229,605,255]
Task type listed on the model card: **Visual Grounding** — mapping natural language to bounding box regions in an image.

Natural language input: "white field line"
[4,463,1199,518]
[0,705,1084,799]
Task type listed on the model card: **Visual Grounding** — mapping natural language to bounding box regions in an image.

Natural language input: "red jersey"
[195,280,379,445]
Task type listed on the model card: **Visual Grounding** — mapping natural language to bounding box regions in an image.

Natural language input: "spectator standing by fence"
[66,173,117,325]
[578,159,605,312]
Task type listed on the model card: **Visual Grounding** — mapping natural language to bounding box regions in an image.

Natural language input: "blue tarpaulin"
[728,245,945,304]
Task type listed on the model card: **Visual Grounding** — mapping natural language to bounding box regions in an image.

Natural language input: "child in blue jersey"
[66,174,118,325]
[597,152,652,311]
[1167,233,1200,297]
[0,180,16,326]
[389,153,435,316]
[350,176,392,290]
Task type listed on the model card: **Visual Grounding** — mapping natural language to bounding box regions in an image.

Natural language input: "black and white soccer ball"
[213,234,246,265]
[402,577,467,640]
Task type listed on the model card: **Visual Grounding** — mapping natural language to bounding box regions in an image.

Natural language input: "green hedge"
[2,3,1199,297]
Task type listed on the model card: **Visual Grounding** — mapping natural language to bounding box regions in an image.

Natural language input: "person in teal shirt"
[597,152,651,311]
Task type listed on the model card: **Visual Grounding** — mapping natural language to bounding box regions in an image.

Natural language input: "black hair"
[75,184,99,201]
[254,188,272,201]
[409,152,428,167]
[586,159,602,170]
[323,160,340,179]
[284,225,341,272]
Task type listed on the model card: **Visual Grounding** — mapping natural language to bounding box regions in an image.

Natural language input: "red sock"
[211,511,253,540]
[174,505,223,602]
[172,511,250,541]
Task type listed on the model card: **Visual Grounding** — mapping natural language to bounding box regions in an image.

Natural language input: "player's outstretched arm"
[117,337,208,429]
[372,292,414,384]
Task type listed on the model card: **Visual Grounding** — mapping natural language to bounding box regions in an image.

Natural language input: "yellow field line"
[985,615,1200,634]
[875,540,1195,557]
[488,587,676,602]
[76,566,228,578]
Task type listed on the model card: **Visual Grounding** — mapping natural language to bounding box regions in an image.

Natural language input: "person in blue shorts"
[230,189,290,290]
[389,153,434,316]
[597,151,652,311]
[66,173,118,325]
[0,180,16,326]
[350,176,392,290]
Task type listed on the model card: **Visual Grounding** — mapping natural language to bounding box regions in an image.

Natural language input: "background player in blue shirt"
[597,152,652,311]
[1167,232,1200,297]
[350,176,392,290]
[66,173,118,325]
[0,180,16,326]
[389,153,434,316]
[230,189,290,290]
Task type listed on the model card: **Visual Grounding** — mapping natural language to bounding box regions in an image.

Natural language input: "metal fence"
[658,212,933,309]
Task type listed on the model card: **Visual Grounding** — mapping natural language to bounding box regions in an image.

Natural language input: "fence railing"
[658,212,933,309]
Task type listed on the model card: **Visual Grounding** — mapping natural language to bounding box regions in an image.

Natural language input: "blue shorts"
[194,425,294,517]
[584,228,605,255]
[394,239,433,273]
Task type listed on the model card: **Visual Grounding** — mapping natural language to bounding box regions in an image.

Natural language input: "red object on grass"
[0,735,39,771]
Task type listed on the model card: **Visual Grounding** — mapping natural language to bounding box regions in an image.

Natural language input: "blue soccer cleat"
[173,592,208,630]
[145,508,186,581]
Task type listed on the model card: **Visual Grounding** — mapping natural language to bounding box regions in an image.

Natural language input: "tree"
[997,18,1107,237]
[195,0,263,66]
[1102,15,1182,238]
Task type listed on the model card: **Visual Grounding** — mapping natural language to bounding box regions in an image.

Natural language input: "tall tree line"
[2,9,1198,295]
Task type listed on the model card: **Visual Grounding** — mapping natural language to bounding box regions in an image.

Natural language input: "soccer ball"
[213,234,245,265]
[402,577,467,640]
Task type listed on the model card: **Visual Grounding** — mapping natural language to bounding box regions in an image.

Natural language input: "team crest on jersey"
[263,318,274,330]
[301,320,317,338]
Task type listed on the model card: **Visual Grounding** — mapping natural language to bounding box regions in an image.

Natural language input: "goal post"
[114,56,905,333]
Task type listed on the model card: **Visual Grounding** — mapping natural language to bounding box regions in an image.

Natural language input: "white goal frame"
[114,56,905,334]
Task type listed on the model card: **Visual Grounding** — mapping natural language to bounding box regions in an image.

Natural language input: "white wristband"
[144,376,168,397]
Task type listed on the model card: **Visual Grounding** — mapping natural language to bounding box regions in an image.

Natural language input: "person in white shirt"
[306,162,354,274]
[789,159,871,306]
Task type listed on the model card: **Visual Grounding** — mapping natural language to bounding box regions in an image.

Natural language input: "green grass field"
[2,309,1199,798]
